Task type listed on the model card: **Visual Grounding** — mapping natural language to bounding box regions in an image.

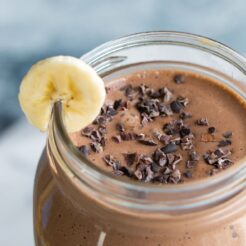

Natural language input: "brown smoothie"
[70,69,246,183]
[34,69,246,246]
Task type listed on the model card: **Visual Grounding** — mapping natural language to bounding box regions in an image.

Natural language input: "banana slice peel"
[19,56,106,132]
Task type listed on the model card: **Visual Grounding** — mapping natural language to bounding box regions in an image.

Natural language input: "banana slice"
[19,56,106,132]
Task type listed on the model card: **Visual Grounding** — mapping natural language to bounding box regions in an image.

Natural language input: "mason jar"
[34,32,246,246]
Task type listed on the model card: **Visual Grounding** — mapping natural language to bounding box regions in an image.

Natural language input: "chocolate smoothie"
[71,69,246,183]
[34,69,246,246]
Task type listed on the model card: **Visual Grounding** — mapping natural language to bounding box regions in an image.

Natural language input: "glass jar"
[34,32,246,246]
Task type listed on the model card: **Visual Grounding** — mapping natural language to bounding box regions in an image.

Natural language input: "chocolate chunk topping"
[136,98,160,118]
[223,131,232,138]
[183,170,192,178]
[203,148,233,169]
[153,148,167,166]
[180,127,191,137]
[113,99,123,110]
[81,126,94,137]
[106,105,117,117]
[112,135,122,143]
[173,74,185,84]
[163,119,184,135]
[134,155,155,181]
[90,142,103,153]
[113,169,124,176]
[114,99,128,111]
[170,100,183,113]
[177,96,189,107]
[158,103,173,116]
[151,162,163,173]
[78,145,91,156]
[154,132,172,145]
[180,112,192,120]
[122,166,133,177]
[93,115,108,126]
[145,166,154,182]
[135,133,145,140]
[168,169,181,184]
[90,129,102,142]
[123,152,137,166]
[116,123,125,132]
[124,85,137,99]
[172,154,183,166]
[141,112,153,125]
[120,132,135,141]
[134,166,144,180]
[122,84,175,126]
[138,155,153,165]
[196,118,209,126]
[189,150,200,161]
[103,154,121,170]
[180,134,194,150]
[80,77,237,184]
[149,90,161,98]
[186,150,199,168]
[186,160,197,169]
[125,85,134,97]
[208,168,220,176]
[208,126,216,134]
[98,126,107,135]
[162,88,173,102]
[218,139,232,147]
[161,143,178,154]
[139,84,149,95]
[138,138,157,146]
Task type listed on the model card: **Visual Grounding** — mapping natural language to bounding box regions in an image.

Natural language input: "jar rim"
[49,31,246,212]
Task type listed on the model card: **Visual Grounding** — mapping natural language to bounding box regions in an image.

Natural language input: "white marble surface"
[0,119,45,246]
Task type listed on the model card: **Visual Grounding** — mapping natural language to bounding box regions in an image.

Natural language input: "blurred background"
[1,0,246,245]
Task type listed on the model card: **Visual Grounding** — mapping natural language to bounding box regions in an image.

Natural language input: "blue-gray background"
[1,0,246,245]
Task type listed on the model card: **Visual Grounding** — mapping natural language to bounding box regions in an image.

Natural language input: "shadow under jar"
[34,32,246,246]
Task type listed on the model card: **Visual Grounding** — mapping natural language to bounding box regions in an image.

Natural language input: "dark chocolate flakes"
[186,150,199,169]
[113,99,123,110]
[180,127,191,138]
[189,150,200,161]
[208,127,216,134]
[173,74,185,84]
[120,166,133,177]
[203,148,233,169]
[180,112,192,120]
[196,118,209,126]
[186,160,197,169]
[223,131,232,138]
[111,135,122,143]
[138,138,157,146]
[81,127,94,137]
[170,100,183,113]
[123,152,137,166]
[163,119,184,135]
[183,170,193,179]
[78,145,91,156]
[161,143,178,154]
[124,85,138,99]
[90,142,103,153]
[116,123,125,132]
[79,79,237,184]
[218,139,232,147]
[162,87,173,103]
[120,132,135,141]
[103,155,121,170]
